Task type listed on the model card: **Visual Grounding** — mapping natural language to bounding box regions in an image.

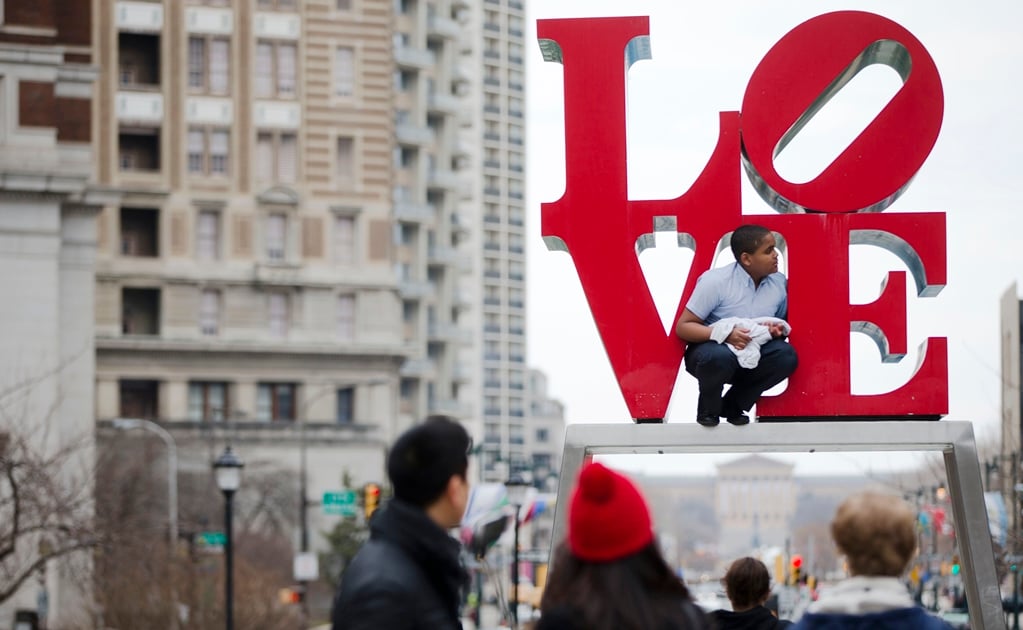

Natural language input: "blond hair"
[831,492,917,577]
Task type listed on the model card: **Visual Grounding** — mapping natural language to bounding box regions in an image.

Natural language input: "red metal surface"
[537,12,947,421]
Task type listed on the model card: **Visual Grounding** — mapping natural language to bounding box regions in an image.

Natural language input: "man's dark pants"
[684,338,798,418]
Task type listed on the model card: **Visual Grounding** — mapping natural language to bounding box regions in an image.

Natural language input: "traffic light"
[951,553,961,576]
[790,554,803,585]
[364,482,381,519]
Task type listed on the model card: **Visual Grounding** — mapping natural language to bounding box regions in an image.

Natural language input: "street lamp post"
[505,475,530,629]
[213,446,244,630]
[112,418,178,547]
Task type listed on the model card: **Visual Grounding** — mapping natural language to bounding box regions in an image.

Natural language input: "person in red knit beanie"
[536,462,711,630]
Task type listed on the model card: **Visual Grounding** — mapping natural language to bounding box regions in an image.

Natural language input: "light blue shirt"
[685,262,787,325]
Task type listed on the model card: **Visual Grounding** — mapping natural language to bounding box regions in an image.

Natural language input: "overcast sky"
[521,1,1023,476]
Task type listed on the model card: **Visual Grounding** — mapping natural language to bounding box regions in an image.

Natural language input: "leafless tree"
[95,434,304,628]
[0,407,99,608]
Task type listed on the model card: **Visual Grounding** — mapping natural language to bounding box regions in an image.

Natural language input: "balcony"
[185,7,233,34]
[451,212,470,238]
[394,200,434,223]
[428,91,460,115]
[454,289,473,310]
[427,245,459,267]
[186,97,233,125]
[428,322,471,344]
[254,12,301,40]
[428,169,460,191]
[396,123,435,146]
[398,279,433,299]
[427,15,460,40]
[453,363,473,383]
[116,1,163,31]
[400,358,437,378]
[429,398,470,418]
[253,101,301,129]
[117,92,164,123]
[395,44,436,70]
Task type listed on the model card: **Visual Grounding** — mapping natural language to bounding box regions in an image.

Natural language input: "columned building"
[715,455,797,561]
[0,0,104,624]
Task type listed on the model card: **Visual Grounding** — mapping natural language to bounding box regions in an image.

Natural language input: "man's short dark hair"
[730,225,773,261]
[387,415,470,507]
[722,556,771,610]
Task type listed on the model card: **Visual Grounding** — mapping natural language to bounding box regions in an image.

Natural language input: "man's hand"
[768,322,786,339]
[725,327,752,349]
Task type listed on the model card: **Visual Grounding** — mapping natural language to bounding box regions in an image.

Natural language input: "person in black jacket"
[331,415,472,630]
[536,462,711,630]
[713,557,793,630]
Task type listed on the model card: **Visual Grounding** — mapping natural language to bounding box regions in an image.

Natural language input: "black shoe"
[697,414,720,427]
[726,413,750,426]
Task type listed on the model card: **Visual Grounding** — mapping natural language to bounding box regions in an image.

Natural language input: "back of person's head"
[387,415,470,507]
[568,462,653,561]
[540,463,699,630]
[730,225,773,261]
[831,491,917,577]
[722,557,771,611]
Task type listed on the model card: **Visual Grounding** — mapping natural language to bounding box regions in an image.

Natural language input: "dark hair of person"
[722,557,771,610]
[540,542,699,630]
[730,225,773,261]
[386,415,470,507]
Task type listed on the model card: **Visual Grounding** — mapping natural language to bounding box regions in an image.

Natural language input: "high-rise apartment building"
[457,0,560,485]
[392,0,474,426]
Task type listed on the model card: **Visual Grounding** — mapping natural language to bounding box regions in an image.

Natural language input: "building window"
[120,207,159,257]
[333,215,355,264]
[255,41,297,98]
[118,33,161,87]
[337,294,355,340]
[337,387,354,424]
[268,291,288,337]
[336,0,352,9]
[187,129,205,173]
[256,132,297,183]
[187,128,230,176]
[118,128,161,172]
[536,428,549,443]
[122,288,160,335]
[334,46,354,97]
[119,380,159,420]
[336,136,354,188]
[265,213,287,261]
[196,211,220,260]
[199,289,220,335]
[188,382,228,422]
[210,130,229,174]
[256,383,296,422]
[188,37,230,94]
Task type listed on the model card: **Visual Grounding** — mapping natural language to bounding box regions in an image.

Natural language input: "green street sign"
[196,531,226,548]
[323,490,358,516]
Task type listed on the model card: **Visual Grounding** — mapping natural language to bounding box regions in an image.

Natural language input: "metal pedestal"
[551,421,1004,630]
